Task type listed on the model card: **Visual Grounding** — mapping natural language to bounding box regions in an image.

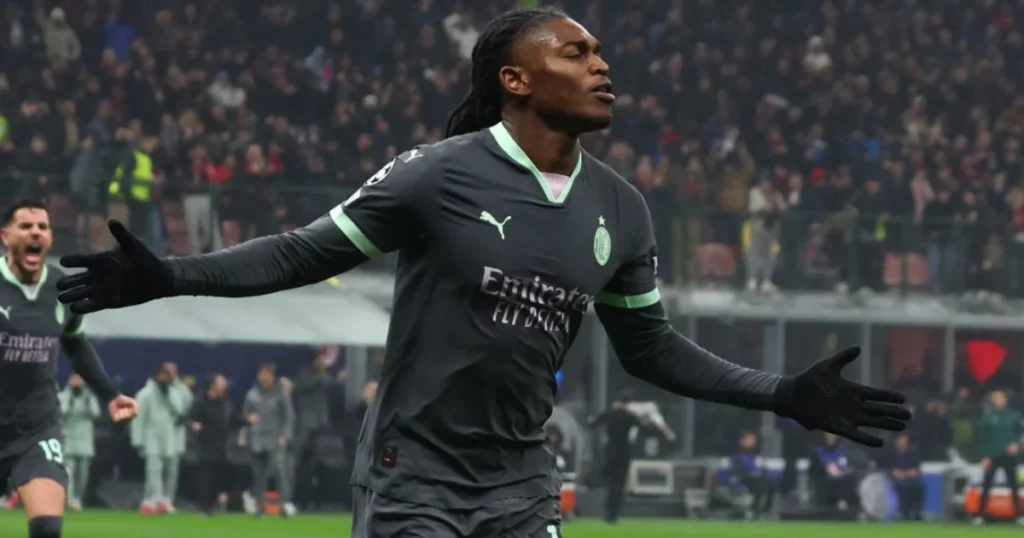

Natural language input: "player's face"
[505,17,613,133]
[0,207,53,278]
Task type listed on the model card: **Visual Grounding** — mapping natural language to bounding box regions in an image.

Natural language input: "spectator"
[3,0,1024,305]
[746,173,786,291]
[851,176,887,292]
[729,431,775,519]
[878,433,924,521]
[811,432,860,513]
[923,189,958,293]
[33,3,81,65]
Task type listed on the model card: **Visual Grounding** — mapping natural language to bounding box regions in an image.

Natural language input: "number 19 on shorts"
[38,438,63,464]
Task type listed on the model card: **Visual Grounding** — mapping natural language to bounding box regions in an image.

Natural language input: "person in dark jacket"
[922,188,958,293]
[588,391,641,524]
[851,176,888,291]
[974,390,1023,525]
[291,350,347,509]
[912,398,952,461]
[879,433,923,520]
[188,374,237,516]
[730,431,775,519]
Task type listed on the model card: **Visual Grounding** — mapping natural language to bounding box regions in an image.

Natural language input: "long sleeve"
[595,187,782,411]
[164,147,439,298]
[60,316,119,403]
[238,391,254,442]
[597,302,781,410]
[166,217,368,297]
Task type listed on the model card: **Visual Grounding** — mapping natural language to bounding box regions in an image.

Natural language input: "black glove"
[57,220,175,315]
[772,347,911,447]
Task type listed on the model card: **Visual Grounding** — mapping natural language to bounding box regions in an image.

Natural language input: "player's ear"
[499,66,531,97]
[0,226,7,249]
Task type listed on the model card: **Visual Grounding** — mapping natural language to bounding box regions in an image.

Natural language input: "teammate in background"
[0,200,138,538]
[55,8,910,537]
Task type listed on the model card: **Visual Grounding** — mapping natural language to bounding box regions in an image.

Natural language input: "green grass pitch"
[0,511,1019,537]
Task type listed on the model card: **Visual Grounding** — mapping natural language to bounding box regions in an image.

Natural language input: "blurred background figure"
[811,433,860,514]
[290,349,346,510]
[729,431,776,520]
[132,364,190,515]
[58,373,101,512]
[188,374,235,516]
[973,390,1022,526]
[589,391,641,524]
[239,363,296,518]
[879,433,924,521]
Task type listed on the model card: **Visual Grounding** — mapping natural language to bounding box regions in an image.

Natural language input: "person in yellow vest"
[108,136,157,245]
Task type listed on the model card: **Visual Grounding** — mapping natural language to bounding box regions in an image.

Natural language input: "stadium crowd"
[7,0,1024,295]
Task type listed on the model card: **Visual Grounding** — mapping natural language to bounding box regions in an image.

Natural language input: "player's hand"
[773,347,911,447]
[108,394,139,423]
[192,422,203,432]
[278,437,287,447]
[56,220,175,315]
[981,457,992,469]
[247,413,260,425]
[237,438,246,448]
[1009,442,1020,455]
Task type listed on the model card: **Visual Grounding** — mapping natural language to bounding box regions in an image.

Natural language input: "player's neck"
[5,257,40,285]
[499,115,579,176]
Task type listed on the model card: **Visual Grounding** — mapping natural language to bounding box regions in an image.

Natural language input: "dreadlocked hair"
[445,7,566,138]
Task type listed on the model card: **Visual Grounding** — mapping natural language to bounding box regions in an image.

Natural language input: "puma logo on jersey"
[479,211,511,240]
[0,306,9,320]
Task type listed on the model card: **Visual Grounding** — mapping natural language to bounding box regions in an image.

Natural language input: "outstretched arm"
[58,148,440,312]
[169,149,439,297]
[595,193,780,409]
[595,191,909,447]
[165,218,365,297]
[597,303,780,410]
[59,315,120,403]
